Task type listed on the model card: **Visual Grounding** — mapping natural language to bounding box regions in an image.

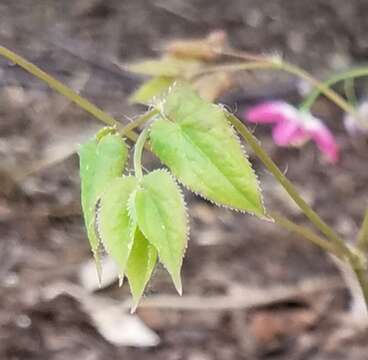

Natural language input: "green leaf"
[129,76,175,105]
[126,57,201,78]
[126,228,157,312]
[132,170,187,294]
[149,83,265,216]
[79,132,128,264]
[97,176,138,277]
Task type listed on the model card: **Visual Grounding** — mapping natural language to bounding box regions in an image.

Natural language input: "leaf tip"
[118,274,125,288]
[172,273,183,296]
[263,213,275,223]
[93,251,103,287]
[130,300,139,314]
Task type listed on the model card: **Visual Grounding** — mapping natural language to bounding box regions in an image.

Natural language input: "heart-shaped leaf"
[149,83,265,216]
[97,176,138,277]
[132,170,187,294]
[79,132,128,265]
[126,228,158,312]
[129,77,174,105]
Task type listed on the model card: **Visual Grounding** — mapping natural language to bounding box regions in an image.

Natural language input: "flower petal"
[272,120,308,146]
[244,101,339,163]
[307,119,339,163]
[245,101,300,124]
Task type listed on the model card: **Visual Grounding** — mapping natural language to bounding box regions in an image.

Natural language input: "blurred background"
[1,1,368,359]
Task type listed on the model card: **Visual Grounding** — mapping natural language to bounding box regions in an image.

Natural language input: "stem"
[228,112,368,303]
[134,127,150,179]
[3,44,367,305]
[210,48,356,115]
[227,112,368,304]
[271,213,344,259]
[300,66,368,111]
[120,109,158,136]
[358,208,368,252]
[0,45,142,141]
[279,62,356,115]
[214,47,267,63]
[344,78,358,108]
[218,48,368,307]
[350,255,368,308]
[226,112,352,259]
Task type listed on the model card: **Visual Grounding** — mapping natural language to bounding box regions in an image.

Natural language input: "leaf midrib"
[142,179,180,272]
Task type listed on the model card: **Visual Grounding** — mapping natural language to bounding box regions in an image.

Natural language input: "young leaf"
[149,83,265,216]
[129,76,175,105]
[126,228,158,312]
[132,170,187,294]
[97,176,138,277]
[79,132,128,263]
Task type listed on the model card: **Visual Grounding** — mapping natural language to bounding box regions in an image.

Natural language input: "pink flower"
[244,101,339,163]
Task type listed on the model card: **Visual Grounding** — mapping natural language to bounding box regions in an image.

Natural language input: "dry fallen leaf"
[42,282,160,347]
[91,305,160,347]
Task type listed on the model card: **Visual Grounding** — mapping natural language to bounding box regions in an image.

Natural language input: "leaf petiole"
[134,127,150,179]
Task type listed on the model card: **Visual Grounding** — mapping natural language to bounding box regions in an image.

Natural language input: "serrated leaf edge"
[133,168,189,295]
[154,89,265,214]
[93,174,136,285]
[148,119,270,220]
